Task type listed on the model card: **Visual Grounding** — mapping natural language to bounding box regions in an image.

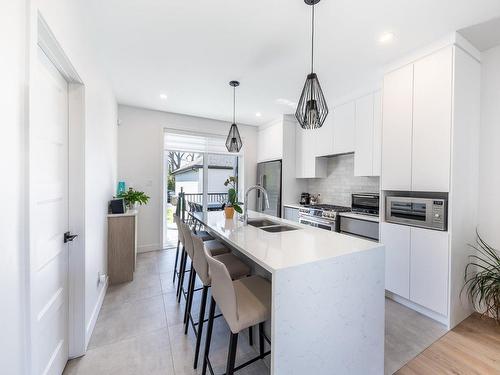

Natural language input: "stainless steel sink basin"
[260,225,298,233]
[247,218,279,228]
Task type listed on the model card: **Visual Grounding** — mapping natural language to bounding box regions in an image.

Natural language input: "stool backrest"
[191,232,210,286]
[179,221,195,258]
[174,214,184,246]
[204,247,238,324]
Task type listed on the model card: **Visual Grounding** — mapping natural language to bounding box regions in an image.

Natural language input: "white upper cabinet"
[332,101,355,154]
[412,47,453,192]
[313,111,334,156]
[295,125,327,178]
[354,91,382,177]
[354,94,374,176]
[257,122,283,162]
[372,91,382,176]
[381,64,414,191]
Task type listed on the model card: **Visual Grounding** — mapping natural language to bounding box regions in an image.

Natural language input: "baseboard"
[137,243,162,253]
[85,276,108,349]
[385,290,450,327]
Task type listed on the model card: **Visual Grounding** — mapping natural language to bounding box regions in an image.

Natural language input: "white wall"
[0,1,28,373]
[33,0,118,348]
[478,44,500,249]
[117,105,258,252]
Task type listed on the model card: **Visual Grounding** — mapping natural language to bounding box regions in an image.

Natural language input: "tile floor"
[64,248,446,375]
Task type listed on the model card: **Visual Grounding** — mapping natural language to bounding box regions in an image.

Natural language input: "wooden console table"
[107,210,137,284]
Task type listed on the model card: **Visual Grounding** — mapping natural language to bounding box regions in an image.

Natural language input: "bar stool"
[202,249,272,375]
[177,221,228,304]
[188,233,251,369]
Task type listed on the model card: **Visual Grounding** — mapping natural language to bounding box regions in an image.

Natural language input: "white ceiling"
[86,0,500,126]
[459,17,500,52]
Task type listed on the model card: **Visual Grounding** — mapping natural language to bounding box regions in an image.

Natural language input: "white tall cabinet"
[380,40,481,329]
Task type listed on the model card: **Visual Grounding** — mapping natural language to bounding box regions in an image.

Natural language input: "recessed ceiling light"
[160,93,168,100]
[256,112,262,117]
[378,32,395,44]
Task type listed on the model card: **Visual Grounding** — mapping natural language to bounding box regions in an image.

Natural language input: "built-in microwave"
[385,195,447,231]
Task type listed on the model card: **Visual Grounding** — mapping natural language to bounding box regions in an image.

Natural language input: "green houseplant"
[223,176,242,219]
[117,187,150,210]
[463,233,500,321]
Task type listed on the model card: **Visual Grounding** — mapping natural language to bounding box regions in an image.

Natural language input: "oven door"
[352,194,379,215]
[385,197,434,229]
[299,216,336,231]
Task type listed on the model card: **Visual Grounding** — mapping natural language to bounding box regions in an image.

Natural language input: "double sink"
[247,218,298,233]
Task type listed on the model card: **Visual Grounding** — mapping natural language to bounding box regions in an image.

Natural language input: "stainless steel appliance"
[385,195,447,231]
[256,160,282,217]
[351,193,379,216]
[298,204,351,231]
[300,192,310,205]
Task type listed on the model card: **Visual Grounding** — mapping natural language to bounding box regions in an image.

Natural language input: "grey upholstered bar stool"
[177,221,228,304]
[202,248,271,375]
[188,233,251,368]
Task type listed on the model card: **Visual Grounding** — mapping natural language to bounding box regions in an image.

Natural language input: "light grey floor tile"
[135,252,159,275]
[103,273,162,311]
[384,298,447,374]
[89,295,166,349]
[64,328,174,375]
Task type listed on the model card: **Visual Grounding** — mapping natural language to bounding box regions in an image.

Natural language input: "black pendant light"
[226,80,243,153]
[295,0,329,129]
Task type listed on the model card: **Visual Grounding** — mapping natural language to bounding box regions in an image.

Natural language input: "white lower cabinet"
[380,222,410,299]
[381,222,449,316]
[410,227,449,316]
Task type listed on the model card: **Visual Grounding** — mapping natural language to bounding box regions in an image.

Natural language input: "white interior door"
[31,46,70,375]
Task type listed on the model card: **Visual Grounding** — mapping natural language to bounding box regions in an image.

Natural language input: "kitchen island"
[191,210,385,375]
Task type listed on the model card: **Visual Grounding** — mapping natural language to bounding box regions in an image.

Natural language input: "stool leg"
[193,285,209,369]
[248,326,253,346]
[226,332,239,375]
[202,297,216,375]
[259,322,265,358]
[172,240,180,283]
[184,269,197,333]
[183,267,194,325]
[177,250,187,303]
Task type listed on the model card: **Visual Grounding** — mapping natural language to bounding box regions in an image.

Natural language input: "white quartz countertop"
[339,212,380,223]
[107,209,138,218]
[192,210,383,273]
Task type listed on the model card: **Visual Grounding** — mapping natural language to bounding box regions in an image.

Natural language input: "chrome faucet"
[243,185,270,225]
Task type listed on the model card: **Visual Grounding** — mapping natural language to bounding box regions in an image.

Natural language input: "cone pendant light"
[295,0,329,129]
[226,80,243,152]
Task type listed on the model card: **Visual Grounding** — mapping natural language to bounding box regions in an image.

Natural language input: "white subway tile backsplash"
[306,154,379,207]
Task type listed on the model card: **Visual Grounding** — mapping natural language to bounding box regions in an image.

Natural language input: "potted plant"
[463,233,500,321]
[223,176,242,219]
[117,187,150,210]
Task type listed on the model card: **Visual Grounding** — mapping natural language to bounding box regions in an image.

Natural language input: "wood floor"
[396,313,500,375]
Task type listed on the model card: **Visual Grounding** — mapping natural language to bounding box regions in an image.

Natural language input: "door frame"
[28,12,87,366]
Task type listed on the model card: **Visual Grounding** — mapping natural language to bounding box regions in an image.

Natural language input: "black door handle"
[64,231,78,243]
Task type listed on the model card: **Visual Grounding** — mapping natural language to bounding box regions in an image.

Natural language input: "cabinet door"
[380,222,410,299]
[372,91,382,176]
[410,227,449,316]
[295,126,305,178]
[412,47,452,192]
[381,65,413,191]
[354,94,374,176]
[283,207,299,222]
[333,101,355,154]
[314,111,334,156]
[258,123,283,162]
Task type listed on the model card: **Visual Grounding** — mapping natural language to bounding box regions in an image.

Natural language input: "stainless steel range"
[298,204,351,231]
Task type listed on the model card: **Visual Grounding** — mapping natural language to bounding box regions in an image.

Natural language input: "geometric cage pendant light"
[226,80,243,152]
[295,0,329,129]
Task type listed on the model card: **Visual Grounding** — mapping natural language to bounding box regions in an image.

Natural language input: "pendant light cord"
[311,2,315,73]
[233,85,236,124]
